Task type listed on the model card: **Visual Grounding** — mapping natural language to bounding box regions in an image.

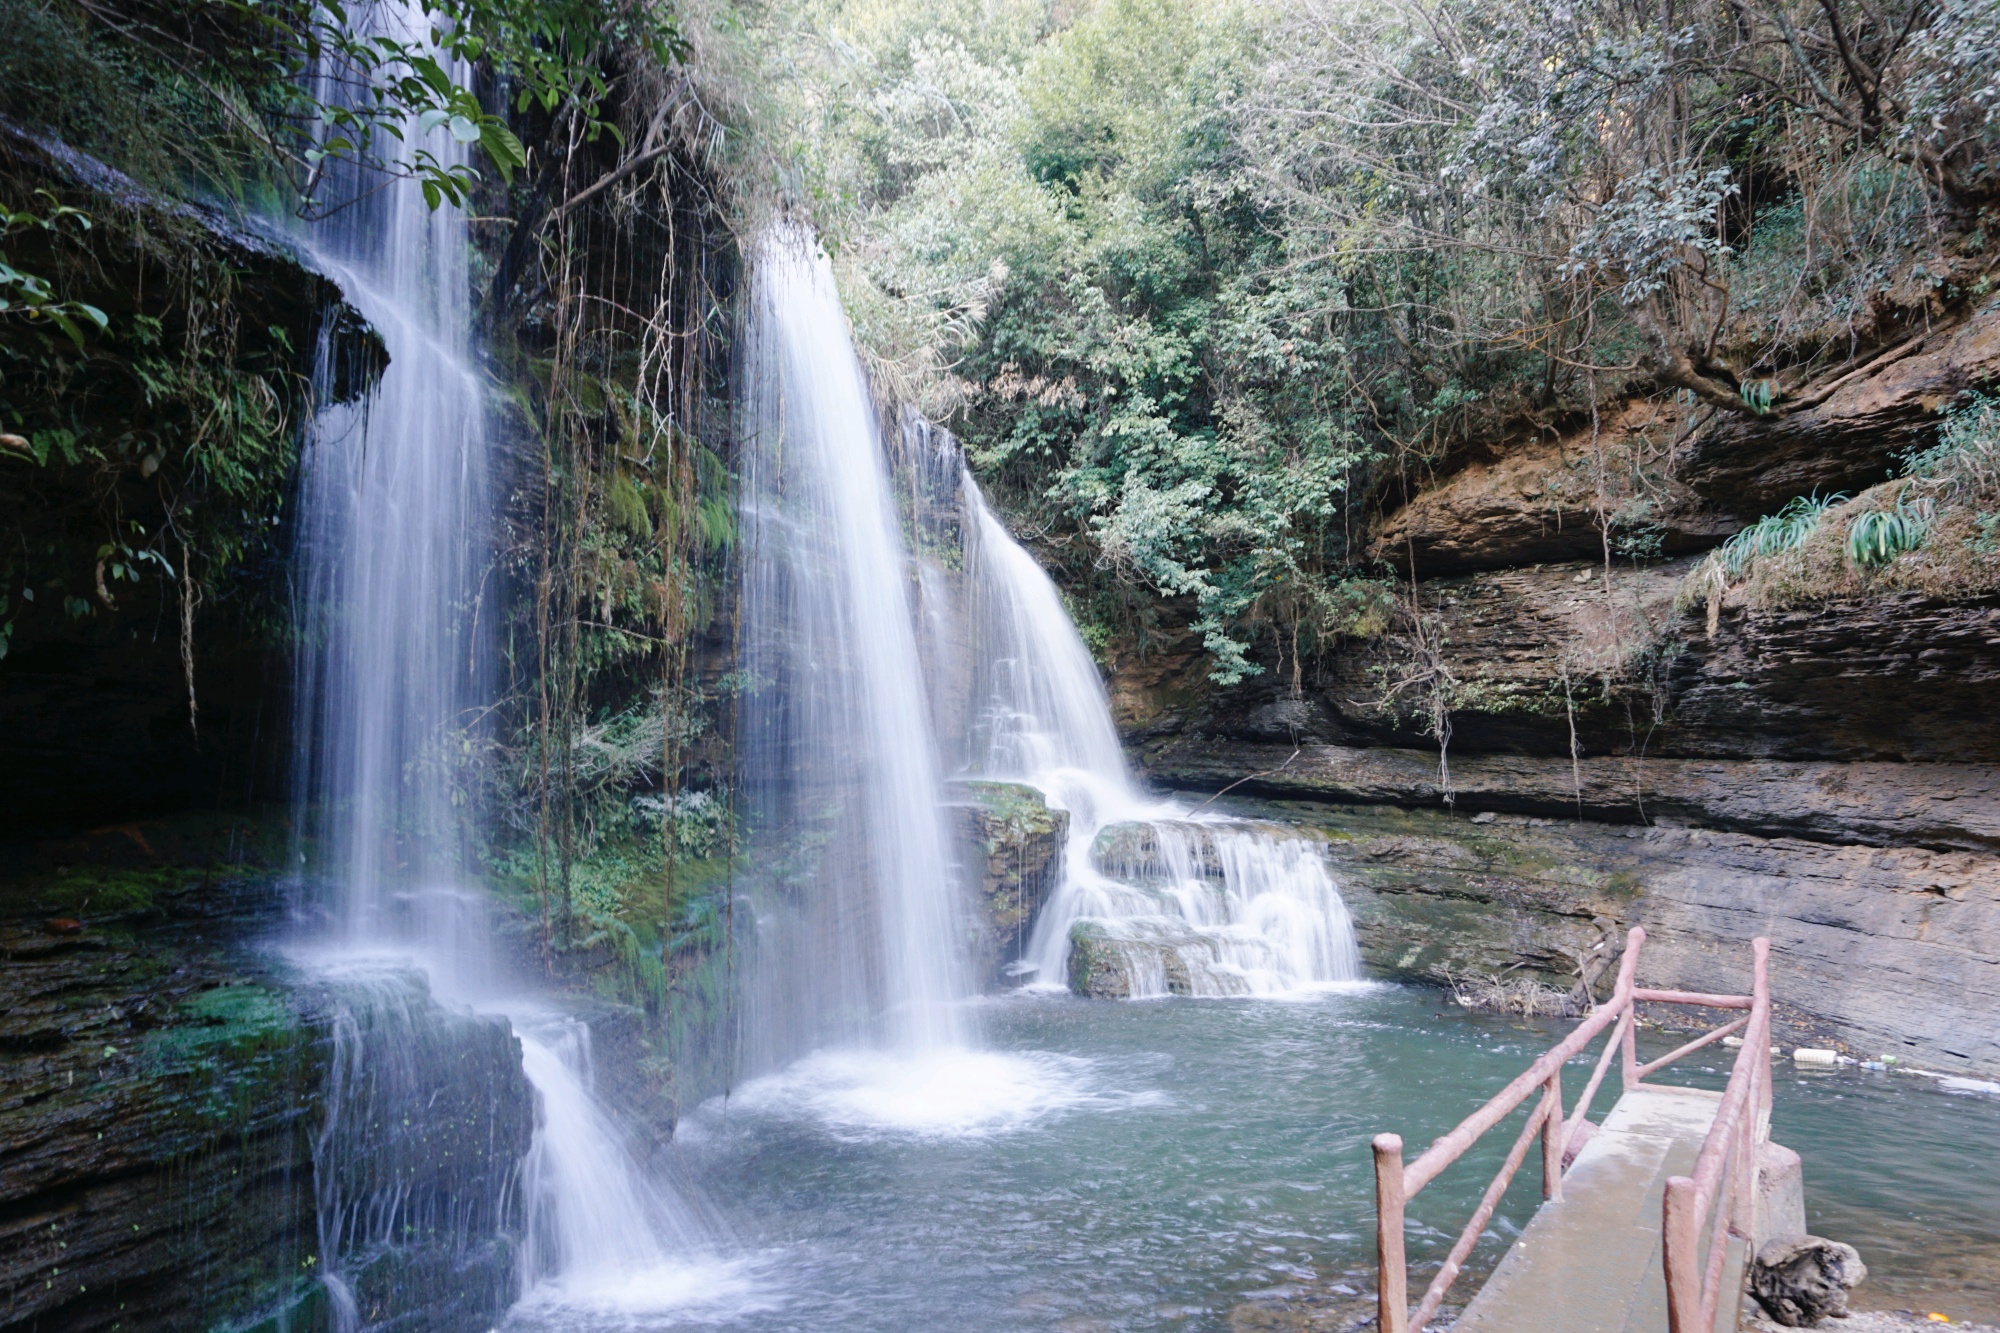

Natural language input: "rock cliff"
[0,820,536,1333]
[1115,297,2000,1076]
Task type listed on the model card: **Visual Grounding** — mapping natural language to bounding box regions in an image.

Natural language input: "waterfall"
[289,5,724,1324]
[736,227,968,1069]
[957,473,1364,997]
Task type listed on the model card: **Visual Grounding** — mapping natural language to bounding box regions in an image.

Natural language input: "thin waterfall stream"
[730,228,1102,1136]
[288,4,743,1326]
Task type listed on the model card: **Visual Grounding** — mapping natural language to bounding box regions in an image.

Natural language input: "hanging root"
[179,539,199,738]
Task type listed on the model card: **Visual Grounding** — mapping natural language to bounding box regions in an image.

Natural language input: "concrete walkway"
[1452,1085,1745,1333]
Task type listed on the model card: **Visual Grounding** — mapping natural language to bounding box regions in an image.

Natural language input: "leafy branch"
[0,193,107,348]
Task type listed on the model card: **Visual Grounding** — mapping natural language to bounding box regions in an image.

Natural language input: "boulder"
[948,781,1068,985]
[1066,919,1194,999]
[1750,1236,1867,1327]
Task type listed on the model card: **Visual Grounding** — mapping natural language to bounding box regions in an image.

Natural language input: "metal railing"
[1369,927,1773,1333]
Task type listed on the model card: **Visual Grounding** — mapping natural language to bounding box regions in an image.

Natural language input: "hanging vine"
[480,30,741,1104]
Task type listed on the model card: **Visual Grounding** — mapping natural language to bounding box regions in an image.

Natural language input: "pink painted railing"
[1369,927,1773,1333]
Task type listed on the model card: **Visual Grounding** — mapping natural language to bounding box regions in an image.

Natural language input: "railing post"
[1540,1072,1565,1200]
[1752,937,1773,1137]
[1615,926,1645,1092]
[1620,1004,1640,1091]
[1374,1133,1409,1333]
[1662,1175,1702,1333]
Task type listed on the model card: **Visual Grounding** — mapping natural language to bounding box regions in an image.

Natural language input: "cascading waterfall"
[958,473,1363,997]
[290,4,721,1324]
[736,227,968,1069]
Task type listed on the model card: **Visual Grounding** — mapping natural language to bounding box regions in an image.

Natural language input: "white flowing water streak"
[736,227,968,1066]
[291,4,720,1321]
[507,1018,767,1326]
[960,476,1363,997]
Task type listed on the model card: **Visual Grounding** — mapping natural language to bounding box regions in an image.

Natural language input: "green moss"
[959,779,1040,816]
[212,1277,329,1333]
[959,780,1065,847]
[1067,920,1117,999]
[9,866,186,918]
[147,984,304,1073]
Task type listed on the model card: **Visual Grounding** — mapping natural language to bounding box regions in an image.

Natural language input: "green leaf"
[410,54,453,97]
[48,311,86,350]
[480,122,527,181]
[448,114,480,144]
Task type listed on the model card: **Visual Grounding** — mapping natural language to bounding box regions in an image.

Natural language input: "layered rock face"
[0,823,536,1333]
[1117,299,2000,1076]
[0,904,324,1333]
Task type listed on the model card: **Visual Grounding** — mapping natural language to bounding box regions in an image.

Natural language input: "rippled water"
[505,987,2000,1331]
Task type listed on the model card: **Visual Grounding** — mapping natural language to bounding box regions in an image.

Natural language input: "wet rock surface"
[309,973,532,1333]
[0,822,538,1333]
[1065,920,1196,999]
[0,874,324,1333]
[948,781,1068,983]
[1196,799,2000,1076]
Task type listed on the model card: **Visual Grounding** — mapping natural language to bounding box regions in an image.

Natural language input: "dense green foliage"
[0,0,686,669]
[755,0,1999,678]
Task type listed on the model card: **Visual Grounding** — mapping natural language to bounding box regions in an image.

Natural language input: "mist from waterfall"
[736,227,969,1071]
[288,4,732,1324]
[958,474,1363,997]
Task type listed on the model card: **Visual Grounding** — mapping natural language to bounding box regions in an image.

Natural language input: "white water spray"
[959,475,1363,997]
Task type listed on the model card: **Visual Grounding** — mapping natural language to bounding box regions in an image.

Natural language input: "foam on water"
[503,1256,779,1329]
[716,1046,1162,1141]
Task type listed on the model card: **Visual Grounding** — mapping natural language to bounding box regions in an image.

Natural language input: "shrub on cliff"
[754,0,2000,681]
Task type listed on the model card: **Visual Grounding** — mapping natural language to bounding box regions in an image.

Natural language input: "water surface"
[509,987,2000,1330]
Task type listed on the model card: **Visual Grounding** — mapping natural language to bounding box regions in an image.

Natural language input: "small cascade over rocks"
[1069,821,1361,998]
[955,464,1363,999]
[308,960,532,1329]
